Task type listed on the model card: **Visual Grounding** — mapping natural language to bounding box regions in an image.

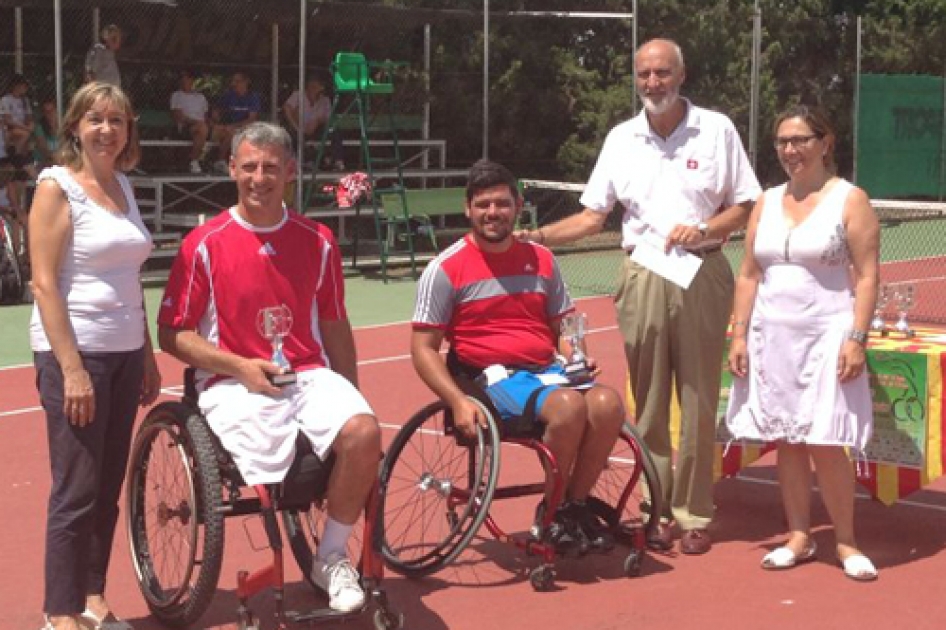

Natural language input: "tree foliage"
[386,0,943,187]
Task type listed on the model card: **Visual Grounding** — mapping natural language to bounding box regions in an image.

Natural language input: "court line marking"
[0,326,620,416]
[0,295,615,372]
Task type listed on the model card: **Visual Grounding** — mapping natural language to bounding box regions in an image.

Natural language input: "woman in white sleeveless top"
[29,83,161,630]
[726,105,880,581]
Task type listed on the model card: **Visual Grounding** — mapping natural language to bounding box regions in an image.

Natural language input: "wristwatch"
[697,221,709,239]
[847,329,868,346]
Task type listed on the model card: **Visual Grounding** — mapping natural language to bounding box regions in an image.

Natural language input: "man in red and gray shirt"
[412,159,625,553]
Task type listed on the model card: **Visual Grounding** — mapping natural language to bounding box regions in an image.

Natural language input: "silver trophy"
[893,283,916,338]
[870,283,891,336]
[257,305,297,386]
[561,312,593,385]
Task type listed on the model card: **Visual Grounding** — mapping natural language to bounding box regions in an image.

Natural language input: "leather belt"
[625,244,723,257]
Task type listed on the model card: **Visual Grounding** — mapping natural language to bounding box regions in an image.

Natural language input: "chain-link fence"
[2,1,942,184]
[1,1,943,300]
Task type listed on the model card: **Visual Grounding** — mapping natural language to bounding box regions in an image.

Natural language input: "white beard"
[641,87,680,116]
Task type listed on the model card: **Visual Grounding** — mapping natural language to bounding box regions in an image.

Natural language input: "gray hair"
[231,121,295,161]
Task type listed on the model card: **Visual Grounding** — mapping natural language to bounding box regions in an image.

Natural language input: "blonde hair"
[57,82,140,172]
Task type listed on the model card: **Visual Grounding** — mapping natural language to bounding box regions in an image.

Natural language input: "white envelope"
[629,229,703,290]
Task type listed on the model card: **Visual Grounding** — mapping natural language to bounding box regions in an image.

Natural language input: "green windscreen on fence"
[857,74,945,200]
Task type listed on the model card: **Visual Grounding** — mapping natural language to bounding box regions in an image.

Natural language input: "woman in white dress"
[726,105,880,581]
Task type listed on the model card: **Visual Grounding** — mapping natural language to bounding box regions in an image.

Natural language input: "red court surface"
[879,256,946,325]
[2,296,946,630]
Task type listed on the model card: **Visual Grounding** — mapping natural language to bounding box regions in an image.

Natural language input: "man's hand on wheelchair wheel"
[451,397,487,440]
[237,358,285,396]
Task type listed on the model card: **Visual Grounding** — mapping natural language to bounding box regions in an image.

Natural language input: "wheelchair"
[0,205,26,304]
[377,360,663,591]
[125,369,403,630]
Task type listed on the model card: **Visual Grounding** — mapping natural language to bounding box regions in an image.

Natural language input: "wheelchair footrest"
[285,605,368,624]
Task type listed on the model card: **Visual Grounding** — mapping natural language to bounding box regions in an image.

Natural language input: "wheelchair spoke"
[588,422,662,543]
[126,404,224,626]
[379,400,500,577]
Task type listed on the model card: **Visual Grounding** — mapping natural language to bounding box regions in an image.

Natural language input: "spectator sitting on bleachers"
[1,74,35,159]
[210,71,260,173]
[170,69,210,174]
[84,24,122,87]
[33,99,60,170]
[283,75,344,171]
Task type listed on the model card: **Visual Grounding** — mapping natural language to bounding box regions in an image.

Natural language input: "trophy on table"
[561,312,593,386]
[892,283,916,338]
[257,305,297,386]
[870,283,891,336]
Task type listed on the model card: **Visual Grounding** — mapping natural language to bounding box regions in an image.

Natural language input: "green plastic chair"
[332,52,394,95]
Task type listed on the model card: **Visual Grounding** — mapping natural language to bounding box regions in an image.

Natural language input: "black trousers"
[35,347,144,615]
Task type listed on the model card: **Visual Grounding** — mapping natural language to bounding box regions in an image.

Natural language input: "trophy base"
[269,370,298,387]
[563,362,593,386]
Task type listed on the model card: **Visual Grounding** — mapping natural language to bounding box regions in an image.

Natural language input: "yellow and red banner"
[636,328,946,506]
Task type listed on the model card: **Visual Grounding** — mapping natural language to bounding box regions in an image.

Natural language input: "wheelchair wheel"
[283,501,364,588]
[588,421,663,545]
[0,216,24,304]
[126,402,225,627]
[378,398,501,577]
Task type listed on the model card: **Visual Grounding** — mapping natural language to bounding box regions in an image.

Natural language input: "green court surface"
[3,216,943,368]
[0,275,420,368]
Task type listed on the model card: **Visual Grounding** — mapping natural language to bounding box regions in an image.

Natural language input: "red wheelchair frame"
[125,370,402,630]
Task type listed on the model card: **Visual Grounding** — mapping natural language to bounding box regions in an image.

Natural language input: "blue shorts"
[484,364,567,421]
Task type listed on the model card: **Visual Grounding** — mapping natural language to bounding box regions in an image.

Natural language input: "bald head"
[634,38,686,118]
[636,38,685,71]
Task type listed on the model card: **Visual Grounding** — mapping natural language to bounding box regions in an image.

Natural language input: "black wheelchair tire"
[126,402,225,627]
[378,398,501,577]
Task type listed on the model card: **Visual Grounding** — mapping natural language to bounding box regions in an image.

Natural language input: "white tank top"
[30,166,153,352]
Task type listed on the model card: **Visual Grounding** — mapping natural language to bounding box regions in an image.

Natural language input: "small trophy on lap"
[257,305,297,386]
[562,312,593,386]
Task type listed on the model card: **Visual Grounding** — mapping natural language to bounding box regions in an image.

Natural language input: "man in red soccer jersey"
[157,122,377,613]
[412,159,626,553]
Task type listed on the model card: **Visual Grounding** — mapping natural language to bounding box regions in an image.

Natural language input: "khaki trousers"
[614,251,733,530]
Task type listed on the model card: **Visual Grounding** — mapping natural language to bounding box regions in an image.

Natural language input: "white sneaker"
[189,160,203,174]
[213,160,229,174]
[310,552,366,612]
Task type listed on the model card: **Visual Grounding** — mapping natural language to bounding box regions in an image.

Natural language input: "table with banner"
[665,328,946,506]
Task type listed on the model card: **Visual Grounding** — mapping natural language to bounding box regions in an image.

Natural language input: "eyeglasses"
[773,134,822,150]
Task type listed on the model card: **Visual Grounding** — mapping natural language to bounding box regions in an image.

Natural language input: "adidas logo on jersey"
[524,263,535,272]
[259,242,277,256]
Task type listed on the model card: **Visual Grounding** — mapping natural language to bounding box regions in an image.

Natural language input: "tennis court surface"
[2,293,946,630]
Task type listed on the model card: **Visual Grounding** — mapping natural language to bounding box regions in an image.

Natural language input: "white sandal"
[80,609,134,630]
[841,553,878,582]
[761,541,817,570]
[40,615,92,630]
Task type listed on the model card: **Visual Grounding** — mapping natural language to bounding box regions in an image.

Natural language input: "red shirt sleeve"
[314,224,347,322]
[157,232,210,330]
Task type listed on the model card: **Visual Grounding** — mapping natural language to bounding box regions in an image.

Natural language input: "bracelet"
[847,329,868,346]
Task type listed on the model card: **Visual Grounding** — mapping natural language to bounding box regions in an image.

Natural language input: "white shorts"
[198,368,374,485]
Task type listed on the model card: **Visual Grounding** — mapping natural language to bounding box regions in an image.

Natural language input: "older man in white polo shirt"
[523,38,761,555]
